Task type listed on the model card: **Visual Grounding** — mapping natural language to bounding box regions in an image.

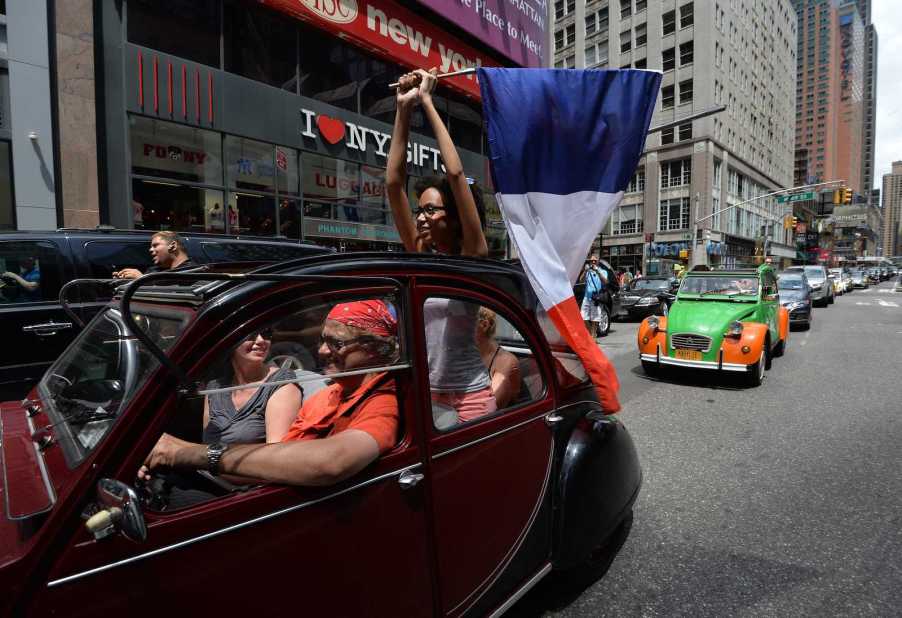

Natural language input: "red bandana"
[327,300,397,337]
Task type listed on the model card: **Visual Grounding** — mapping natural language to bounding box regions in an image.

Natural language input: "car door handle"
[23,321,73,336]
[398,469,424,490]
[544,413,564,426]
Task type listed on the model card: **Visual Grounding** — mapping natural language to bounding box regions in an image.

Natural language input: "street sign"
[777,192,815,203]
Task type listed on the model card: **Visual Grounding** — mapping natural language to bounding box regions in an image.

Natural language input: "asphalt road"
[512,281,902,617]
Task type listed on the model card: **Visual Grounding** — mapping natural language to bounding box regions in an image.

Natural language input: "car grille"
[670,333,712,352]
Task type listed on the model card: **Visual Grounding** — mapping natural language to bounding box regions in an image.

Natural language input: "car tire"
[641,360,661,377]
[551,509,634,592]
[773,330,787,357]
[596,305,611,337]
[745,349,766,387]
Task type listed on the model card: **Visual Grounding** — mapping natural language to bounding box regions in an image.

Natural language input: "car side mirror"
[84,478,147,542]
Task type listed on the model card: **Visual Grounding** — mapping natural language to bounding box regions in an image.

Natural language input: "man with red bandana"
[141,300,401,487]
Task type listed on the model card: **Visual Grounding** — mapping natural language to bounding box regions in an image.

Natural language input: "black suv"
[0,228,330,400]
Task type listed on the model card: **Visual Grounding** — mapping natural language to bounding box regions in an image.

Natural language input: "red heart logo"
[317,115,346,145]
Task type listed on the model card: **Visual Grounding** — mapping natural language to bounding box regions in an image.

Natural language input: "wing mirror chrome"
[84,478,147,542]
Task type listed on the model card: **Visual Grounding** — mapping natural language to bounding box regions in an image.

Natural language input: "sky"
[873,1,902,189]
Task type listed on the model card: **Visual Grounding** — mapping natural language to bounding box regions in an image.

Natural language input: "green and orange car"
[637,264,789,386]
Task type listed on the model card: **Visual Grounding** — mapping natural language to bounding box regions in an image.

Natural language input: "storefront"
[601,243,644,273]
[97,0,515,255]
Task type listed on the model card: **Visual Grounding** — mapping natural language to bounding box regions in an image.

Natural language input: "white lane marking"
[856,302,872,306]
[877,299,899,307]
[800,330,811,347]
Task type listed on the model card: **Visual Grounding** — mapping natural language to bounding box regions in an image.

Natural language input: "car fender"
[637,316,667,356]
[777,307,789,343]
[720,322,769,365]
[553,413,642,570]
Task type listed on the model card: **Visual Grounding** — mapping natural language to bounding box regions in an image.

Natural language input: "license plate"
[674,349,702,361]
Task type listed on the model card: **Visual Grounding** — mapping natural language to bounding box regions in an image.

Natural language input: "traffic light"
[842,188,853,204]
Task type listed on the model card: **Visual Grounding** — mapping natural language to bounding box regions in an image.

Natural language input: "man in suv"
[783,265,833,307]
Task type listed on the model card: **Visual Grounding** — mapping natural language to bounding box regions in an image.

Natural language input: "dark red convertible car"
[0,253,640,617]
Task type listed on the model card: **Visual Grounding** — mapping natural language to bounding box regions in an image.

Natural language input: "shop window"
[226,136,275,193]
[278,199,302,239]
[228,193,277,236]
[302,152,388,227]
[0,140,13,230]
[128,0,221,68]
[224,0,298,91]
[131,178,223,234]
[447,95,483,154]
[299,23,367,114]
[129,116,223,185]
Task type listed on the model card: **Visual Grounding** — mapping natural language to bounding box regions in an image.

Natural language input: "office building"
[882,162,902,257]
[552,0,797,271]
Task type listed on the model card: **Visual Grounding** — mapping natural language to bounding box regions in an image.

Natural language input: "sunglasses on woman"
[243,328,273,342]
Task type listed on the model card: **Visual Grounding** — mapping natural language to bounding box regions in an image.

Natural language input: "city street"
[513,282,902,617]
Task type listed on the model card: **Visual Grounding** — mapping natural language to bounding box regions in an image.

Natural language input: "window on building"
[566,24,575,46]
[613,203,643,234]
[634,58,647,69]
[598,6,609,29]
[586,13,597,35]
[224,0,297,91]
[679,41,694,65]
[660,159,691,188]
[620,0,631,19]
[620,30,631,53]
[127,0,221,68]
[661,127,674,145]
[679,79,693,104]
[678,123,692,141]
[555,29,564,51]
[663,10,676,36]
[663,48,675,71]
[626,170,646,193]
[635,0,647,12]
[662,85,675,109]
[658,197,690,231]
[635,23,647,47]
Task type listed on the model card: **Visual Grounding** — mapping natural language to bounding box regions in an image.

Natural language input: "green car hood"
[667,299,757,338]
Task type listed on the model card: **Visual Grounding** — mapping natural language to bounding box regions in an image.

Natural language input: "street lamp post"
[690,179,846,269]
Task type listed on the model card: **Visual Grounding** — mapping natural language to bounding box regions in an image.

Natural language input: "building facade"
[793,0,873,198]
[552,0,797,273]
[881,161,902,258]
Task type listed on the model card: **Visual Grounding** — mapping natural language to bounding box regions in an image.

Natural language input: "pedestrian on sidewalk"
[580,255,607,338]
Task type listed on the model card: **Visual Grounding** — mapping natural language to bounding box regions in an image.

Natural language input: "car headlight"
[725,320,743,337]
[787,301,809,311]
[647,315,659,331]
[810,283,822,290]
[635,297,657,305]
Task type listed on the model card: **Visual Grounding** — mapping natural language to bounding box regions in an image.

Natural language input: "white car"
[829,268,853,293]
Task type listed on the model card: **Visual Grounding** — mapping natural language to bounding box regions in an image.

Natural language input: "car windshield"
[630,279,670,290]
[778,276,805,290]
[679,276,759,297]
[38,306,189,467]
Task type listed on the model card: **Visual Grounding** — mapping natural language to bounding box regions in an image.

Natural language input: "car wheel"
[773,330,787,357]
[551,510,634,592]
[745,350,766,387]
[641,360,661,377]
[596,305,611,337]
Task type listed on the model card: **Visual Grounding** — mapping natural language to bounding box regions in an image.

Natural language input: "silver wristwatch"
[206,442,229,475]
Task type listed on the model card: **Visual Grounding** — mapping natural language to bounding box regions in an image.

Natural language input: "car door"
[415,283,555,615]
[32,286,435,617]
[0,239,75,401]
[761,272,779,342]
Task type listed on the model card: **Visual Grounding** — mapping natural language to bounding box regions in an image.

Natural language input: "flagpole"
[388,68,478,89]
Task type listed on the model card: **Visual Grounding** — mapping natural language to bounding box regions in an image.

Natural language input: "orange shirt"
[280,374,398,454]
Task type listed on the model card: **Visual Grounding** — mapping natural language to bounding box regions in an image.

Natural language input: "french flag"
[478,68,661,413]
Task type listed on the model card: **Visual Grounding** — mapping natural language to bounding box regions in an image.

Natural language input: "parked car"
[0,252,640,617]
[614,276,679,320]
[783,265,833,307]
[777,272,813,330]
[573,257,621,337]
[850,269,869,288]
[0,228,330,401]
[638,264,789,387]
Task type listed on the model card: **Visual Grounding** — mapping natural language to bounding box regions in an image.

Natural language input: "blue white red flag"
[477,68,661,412]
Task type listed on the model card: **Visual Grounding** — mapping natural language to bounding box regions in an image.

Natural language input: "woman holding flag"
[386,68,496,424]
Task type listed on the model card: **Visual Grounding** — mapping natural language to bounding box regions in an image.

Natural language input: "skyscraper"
[552,0,798,271]
[793,0,875,195]
[882,162,902,257]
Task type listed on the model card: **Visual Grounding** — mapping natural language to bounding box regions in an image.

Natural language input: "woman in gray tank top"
[203,330,302,444]
[386,68,496,424]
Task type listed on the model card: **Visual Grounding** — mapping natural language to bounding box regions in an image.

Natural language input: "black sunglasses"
[413,204,446,217]
[244,328,273,342]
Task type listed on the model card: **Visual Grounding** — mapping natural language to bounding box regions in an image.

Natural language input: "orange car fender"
[720,322,769,365]
[637,316,667,355]
[778,307,790,342]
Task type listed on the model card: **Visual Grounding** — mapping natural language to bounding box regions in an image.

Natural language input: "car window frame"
[0,239,68,306]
